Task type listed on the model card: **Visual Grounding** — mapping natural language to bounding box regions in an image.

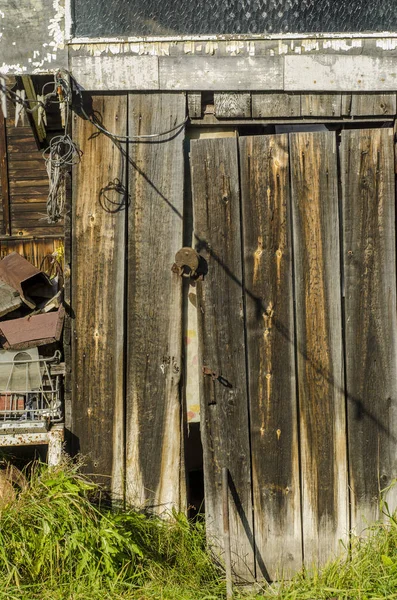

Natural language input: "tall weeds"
[0,460,222,599]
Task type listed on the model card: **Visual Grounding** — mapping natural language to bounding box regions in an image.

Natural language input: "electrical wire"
[80,104,188,141]
[42,72,82,223]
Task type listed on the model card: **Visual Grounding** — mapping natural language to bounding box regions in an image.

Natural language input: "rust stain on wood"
[126,93,186,513]
[290,130,348,566]
[240,134,302,579]
[71,95,126,497]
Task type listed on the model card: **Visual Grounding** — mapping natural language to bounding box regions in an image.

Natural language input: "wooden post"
[222,467,233,599]
[0,103,11,235]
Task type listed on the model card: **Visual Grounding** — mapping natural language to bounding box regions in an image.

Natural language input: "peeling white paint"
[376,38,397,50]
[205,41,218,55]
[0,63,27,74]
[301,39,320,52]
[247,41,255,56]
[278,40,289,54]
[322,39,362,51]
[226,41,244,55]
[47,0,65,48]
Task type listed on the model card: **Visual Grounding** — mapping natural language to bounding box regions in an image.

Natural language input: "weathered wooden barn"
[1,0,397,581]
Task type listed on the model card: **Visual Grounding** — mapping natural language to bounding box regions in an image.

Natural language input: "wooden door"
[190,125,397,580]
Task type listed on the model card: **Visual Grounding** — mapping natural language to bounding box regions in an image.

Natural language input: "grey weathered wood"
[290,131,348,566]
[70,55,159,90]
[126,93,186,513]
[239,134,302,579]
[301,94,341,117]
[159,56,284,91]
[285,55,397,92]
[0,280,21,316]
[251,93,300,118]
[341,128,397,532]
[71,96,126,500]
[191,137,254,580]
[214,93,251,118]
[188,93,202,118]
[342,94,397,116]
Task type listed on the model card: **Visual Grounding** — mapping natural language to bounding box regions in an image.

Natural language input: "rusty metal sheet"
[0,252,52,309]
[0,307,65,350]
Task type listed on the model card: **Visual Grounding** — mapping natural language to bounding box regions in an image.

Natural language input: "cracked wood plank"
[342,93,397,116]
[300,94,341,117]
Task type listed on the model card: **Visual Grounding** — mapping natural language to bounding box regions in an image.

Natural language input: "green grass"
[1,461,397,600]
[0,459,224,599]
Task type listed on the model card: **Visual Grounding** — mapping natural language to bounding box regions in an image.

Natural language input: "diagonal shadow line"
[228,471,270,582]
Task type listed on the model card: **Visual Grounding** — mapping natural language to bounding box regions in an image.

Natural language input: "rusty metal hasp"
[172,247,200,278]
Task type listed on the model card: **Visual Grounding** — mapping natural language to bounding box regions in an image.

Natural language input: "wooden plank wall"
[0,237,63,266]
[126,93,186,511]
[193,92,397,120]
[69,92,397,580]
[71,92,186,510]
[71,96,126,497]
[3,96,63,238]
[191,137,254,579]
[239,134,302,579]
[341,128,397,531]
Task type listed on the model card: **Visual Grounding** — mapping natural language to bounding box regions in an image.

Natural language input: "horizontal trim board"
[70,55,159,90]
[285,55,397,91]
[70,53,397,92]
[70,32,397,44]
[159,56,283,90]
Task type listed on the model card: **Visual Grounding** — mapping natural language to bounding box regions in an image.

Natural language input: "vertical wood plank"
[0,105,10,235]
[126,93,186,512]
[341,128,397,531]
[214,93,251,118]
[191,137,254,579]
[301,94,341,117]
[239,134,302,579]
[188,92,202,118]
[71,96,126,499]
[290,131,348,566]
[252,93,301,118]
